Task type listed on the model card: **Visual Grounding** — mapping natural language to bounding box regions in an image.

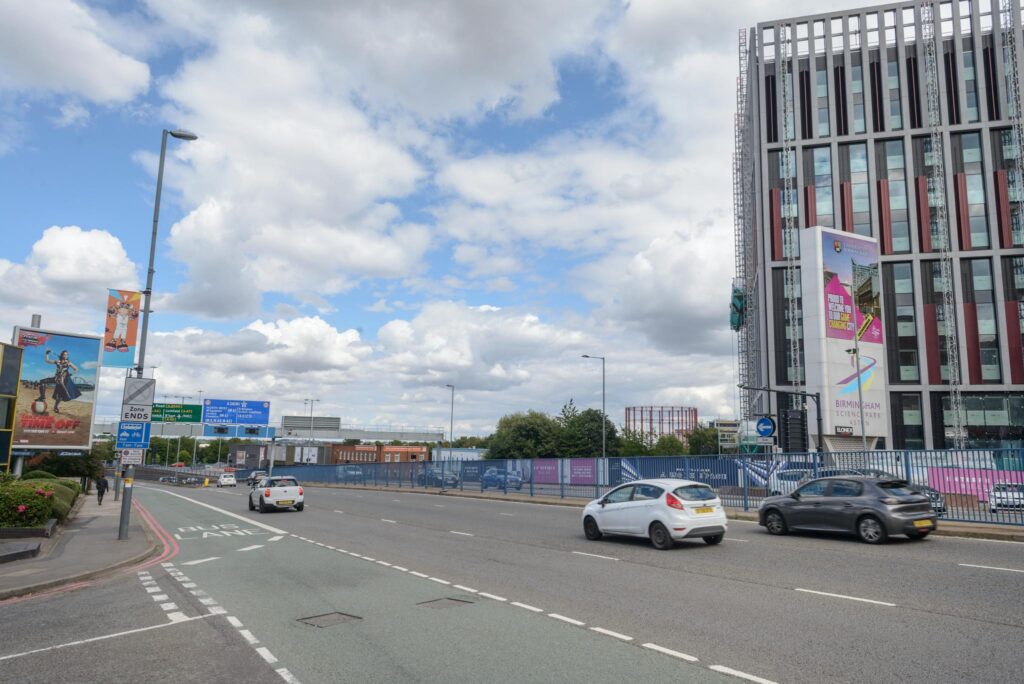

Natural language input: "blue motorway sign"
[116,421,152,449]
[203,424,276,439]
[755,417,777,437]
[202,399,271,425]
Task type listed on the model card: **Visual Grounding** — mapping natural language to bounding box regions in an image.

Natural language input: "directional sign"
[151,403,202,423]
[121,404,152,422]
[203,399,271,425]
[123,378,156,407]
[755,417,777,438]
[118,448,145,465]
[116,421,152,449]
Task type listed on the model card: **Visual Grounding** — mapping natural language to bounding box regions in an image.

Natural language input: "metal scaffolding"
[780,27,803,402]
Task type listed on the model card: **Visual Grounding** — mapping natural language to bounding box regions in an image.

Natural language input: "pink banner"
[927,468,1024,502]
[533,460,560,484]
[569,459,596,485]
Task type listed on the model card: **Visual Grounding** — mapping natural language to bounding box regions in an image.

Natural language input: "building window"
[878,139,910,251]
[959,132,990,247]
[852,57,866,134]
[932,392,1024,448]
[923,261,954,381]
[891,393,925,448]
[815,61,830,136]
[884,262,921,382]
[964,258,1002,382]
[772,268,805,385]
[842,143,872,236]
[963,42,980,123]
[805,147,834,227]
[887,56,902,130]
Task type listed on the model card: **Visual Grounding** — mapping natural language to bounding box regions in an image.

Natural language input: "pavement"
[0,487,158,600]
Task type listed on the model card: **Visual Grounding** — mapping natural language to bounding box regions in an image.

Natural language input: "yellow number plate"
[277,500,293,506]
[913,519,932,528]
[695,506,714,514]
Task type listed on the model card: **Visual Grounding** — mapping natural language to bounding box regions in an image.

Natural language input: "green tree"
[619,428,652,456]
[650,435,687,456]
[486,411,561,460]
[558,407,620,458]
[687,425,720,455]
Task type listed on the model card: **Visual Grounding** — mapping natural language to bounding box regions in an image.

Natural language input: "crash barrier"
[235,449,1024,526]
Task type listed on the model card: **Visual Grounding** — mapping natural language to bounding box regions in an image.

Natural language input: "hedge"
[21,470,56,480]
[20,480,77,508]
[60,478,83,496]
[51,496,71,521]
[0,484,55,527]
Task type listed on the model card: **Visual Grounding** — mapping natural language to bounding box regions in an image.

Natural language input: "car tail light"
[265,488,271,497]
[665,493,685,510]
[298,487,304,495]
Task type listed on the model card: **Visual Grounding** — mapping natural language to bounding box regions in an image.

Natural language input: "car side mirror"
[791,492,800,500]
[599,499,607,507]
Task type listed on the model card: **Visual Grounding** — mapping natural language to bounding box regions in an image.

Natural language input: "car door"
[820,479,864,531]
[621,484,665,535]
[596,485,635,532]
[787,479,830,529]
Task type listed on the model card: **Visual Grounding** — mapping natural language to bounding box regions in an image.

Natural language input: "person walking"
[96,474,109,506]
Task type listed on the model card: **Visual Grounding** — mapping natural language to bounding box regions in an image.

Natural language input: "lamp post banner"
[799,227,889,440]
[102,289,142,368]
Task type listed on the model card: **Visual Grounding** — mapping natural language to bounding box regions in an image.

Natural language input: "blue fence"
[237,448,1024,527]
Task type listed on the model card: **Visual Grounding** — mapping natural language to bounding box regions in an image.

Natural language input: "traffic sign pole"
[118,465,134,540]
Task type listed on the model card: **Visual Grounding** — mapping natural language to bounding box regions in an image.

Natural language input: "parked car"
[183,476,202,485]
[759,477,936,544]
[417,467,459,488]
[336,465,365,483]
[158,475,179,484]
[216,473,237,488]
[247,470,268,486]
[989,483,1024,513]
[249,477,304,513]
[481,468,523,490]
[582,479,727,550]
[766,469,810,496]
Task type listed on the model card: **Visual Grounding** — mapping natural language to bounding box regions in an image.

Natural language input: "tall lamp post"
[581,355,606,460]
[445,384,455,456]
[192,390,204,467]
[119,128,197,542]
[303,399,320,464]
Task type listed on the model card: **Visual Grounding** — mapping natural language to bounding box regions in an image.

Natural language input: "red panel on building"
[994,169,1014,248]
[877,178,893,254]
[1005,301,1024,384]
[804,185,817,226]
[962,302,982,385]
[840,181,853,232]
[916,176,932,252]
[922,303,943,384]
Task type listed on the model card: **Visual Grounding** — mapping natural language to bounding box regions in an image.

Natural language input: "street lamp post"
[445,384,455,454]
[192,390,204,465]
[840,279,870,452]
[581,355,606,460]
[303,399,320,464]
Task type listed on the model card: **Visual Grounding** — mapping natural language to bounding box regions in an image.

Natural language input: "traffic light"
[780,406,809,453]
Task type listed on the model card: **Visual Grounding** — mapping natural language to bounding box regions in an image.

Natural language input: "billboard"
[800,227,888,440]
[11,327,102,450]
[152,403,202,423]
[203,399,271,425]
[102,289,141,368]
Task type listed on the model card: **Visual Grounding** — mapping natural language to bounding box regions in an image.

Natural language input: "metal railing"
[235,449,1024,527]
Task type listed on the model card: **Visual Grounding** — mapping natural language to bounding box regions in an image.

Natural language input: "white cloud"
[52,101,89,128]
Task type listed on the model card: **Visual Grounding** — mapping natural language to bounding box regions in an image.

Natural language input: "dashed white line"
[572,551,620,561]
[434,504,445,508]
[227,616,244,628]
[256,647,279,664]
[381,519,398,524]
[449,530,474,537]
[181,583,197,589]
[641,643,699,662]
[708,665,779,684]
[590,627,633,641]
[794,588,895,607]
[166,612,190,623]
[239,629,259,645]
[478,592,507,602]
[511,602,543,613]
[208,606,227,615]
[725,538,750,543]
[199,598,218,606]
[376,561,393,567]
[392,566,408,572]
[276,668,301,684]
[144,487,287,534]
[499,512,514,516]
[268,535,284,542]
[238,545,264,552]
[409,571,429,578]
[959,563,1024,573]
[453,585,478,593]
[548,613,585,626]
[182,557,220,566]
[159,602,178,611]
[429,577,452,585]
[333,510,344,514]
[145,587,161,594]
[361,556,377,562]
[151,594,169,602]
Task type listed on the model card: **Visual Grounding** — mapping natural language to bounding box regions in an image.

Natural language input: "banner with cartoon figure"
[11,327,102,450]
[103,289,141,368]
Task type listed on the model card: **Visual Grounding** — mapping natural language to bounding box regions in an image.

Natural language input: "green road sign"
[151,403,202,423]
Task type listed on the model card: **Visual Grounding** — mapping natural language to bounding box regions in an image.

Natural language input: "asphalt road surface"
[4,483,1022,683]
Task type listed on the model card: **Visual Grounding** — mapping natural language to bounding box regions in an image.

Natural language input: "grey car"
[758,476,937,544]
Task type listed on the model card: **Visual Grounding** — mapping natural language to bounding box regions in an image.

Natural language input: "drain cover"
[417,597,474,609]
[298,612,361,627]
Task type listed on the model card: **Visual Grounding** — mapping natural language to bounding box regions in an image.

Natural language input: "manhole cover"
[298,612,361,627]
[417,597,474,609]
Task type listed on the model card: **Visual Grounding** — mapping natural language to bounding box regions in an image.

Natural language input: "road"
[3,483,1022,683]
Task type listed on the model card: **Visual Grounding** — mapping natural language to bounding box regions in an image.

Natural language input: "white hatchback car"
[216,473,236,487]
[249,476,304,512]
[582,479,727,550]
[990,483,1024,513]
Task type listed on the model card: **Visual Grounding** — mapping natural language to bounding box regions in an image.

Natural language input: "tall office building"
[734,0,1024,450]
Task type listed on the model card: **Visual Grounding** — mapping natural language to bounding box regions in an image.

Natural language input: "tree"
[486,411,561,460]
[651,435,687,456]
[687,425,720,455]
[619,428,652,456]
[558,407,620,458]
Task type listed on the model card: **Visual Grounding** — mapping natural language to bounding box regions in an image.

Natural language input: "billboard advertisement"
[11,327,102,450]
[102,289,141,368]
[800,227,888,440]
[203,399,271,425]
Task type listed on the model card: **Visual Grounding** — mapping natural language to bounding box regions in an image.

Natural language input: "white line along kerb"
[794,588,896,607]
[143,487,287,535]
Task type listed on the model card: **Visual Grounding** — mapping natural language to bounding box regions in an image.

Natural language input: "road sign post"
[117,381,154,541]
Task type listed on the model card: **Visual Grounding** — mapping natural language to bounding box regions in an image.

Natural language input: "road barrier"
[233,449,1024,527]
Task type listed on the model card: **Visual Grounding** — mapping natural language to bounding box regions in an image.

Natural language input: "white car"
[766,469,809,496]
[990,483,1024,513]
[582,479,727,550]
[249,476,304,512]
[216,473,237,487]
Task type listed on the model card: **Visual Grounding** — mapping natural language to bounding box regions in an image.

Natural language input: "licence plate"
[276,500,293,506]
[913,519,932,528]
[695,506,714,514]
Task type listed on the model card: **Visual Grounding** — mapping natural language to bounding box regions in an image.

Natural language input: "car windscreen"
[877,481,920,497]
[673,485,716,501]
[270,478,298,487]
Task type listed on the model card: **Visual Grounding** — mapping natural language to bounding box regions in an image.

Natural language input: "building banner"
[102,289,141,368]
[11,327,102,450]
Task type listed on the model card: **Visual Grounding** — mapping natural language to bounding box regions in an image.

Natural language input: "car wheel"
[857,515,887,544]
[991,507,998,513]
[765,510,788,535]
[583,516,602,540]
[248,496,255,511]
[295,503,304,512]
[906,530,929,540]
[649,522,674,550]
[258,497,268,514]
[703,534,724,545]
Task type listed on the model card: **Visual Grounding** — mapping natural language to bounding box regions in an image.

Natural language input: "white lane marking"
[315,543,325,547]
[137,571,151,577]
[333,510,345,514]
[239,629,259,645]
[161,562,174,567]
[276,668,301,684]
[392,566,408,572]
[392,499,400,502]
[725,538,750,543]
[548,613,585,626]
[143,486,288,534]
[190,590,208,597]
[429,577,451,585]
[376,561,393,567]
[145,587,161,594]
[572,551,620,561]
[478,592,507,602]
[590,627,633,641]
[434,504,445,508]
[227,616,243,628]
[159,603,178,611]
[167,612,190,623]
[381,519,398,524]
[199,598,218,606]
[959,563,1024,574]
[940,535,1024,544]
[794,588,896,607]
[453,585,478,593]
[409,571,429,578]
[449,530,474,537]
[499,512,514,516]
[0,615,213,662]
[361,557,376,562]
[151,594,169,602]
[511,602,543,613]
[238,545,264,552]
[140,580,157,587]
[268,535,284,542]
[208,607,227,615]
[256,647,278,664]
[348,553,363,558]
[175,576,191,582]
[182,557,220,566]
[181,583,197,589]
[709,665,779,684]
[641,643,699,662]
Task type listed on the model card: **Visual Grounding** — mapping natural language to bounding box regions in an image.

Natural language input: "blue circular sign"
[755,417,776,437]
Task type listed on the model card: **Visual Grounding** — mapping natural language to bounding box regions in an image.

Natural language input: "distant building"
[331,443,379,464]
[624,406,699,443]
[432,447,487,461]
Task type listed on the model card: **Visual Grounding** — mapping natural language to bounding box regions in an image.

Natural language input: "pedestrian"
[96,474,109,505]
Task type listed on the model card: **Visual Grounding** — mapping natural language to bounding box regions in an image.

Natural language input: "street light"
[120,127,197,542]
[581,355,606,460]
[303,398,320,444]
[192,390,204,464]
[445,384,455,455]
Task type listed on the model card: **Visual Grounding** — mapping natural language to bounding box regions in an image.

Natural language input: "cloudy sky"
[0,0,854,437]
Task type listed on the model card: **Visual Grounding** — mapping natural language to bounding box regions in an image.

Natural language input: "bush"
[21,470,56,480]
[50,496,71,521]
[20,480,77,508]
[58,478,83,496]
[0,484,55,527]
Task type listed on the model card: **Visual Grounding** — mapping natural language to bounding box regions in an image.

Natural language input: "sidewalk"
[0,489,159,600]
[309,482,1024,542]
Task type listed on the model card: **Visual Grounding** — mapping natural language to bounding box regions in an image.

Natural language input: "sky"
[0,0,857,437]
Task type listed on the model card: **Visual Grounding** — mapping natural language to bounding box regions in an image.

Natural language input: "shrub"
[50,496,71,521]
[58,478,83,496]
[0,484,55,527]
[20,480,77,507]
[21,470,56,480]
